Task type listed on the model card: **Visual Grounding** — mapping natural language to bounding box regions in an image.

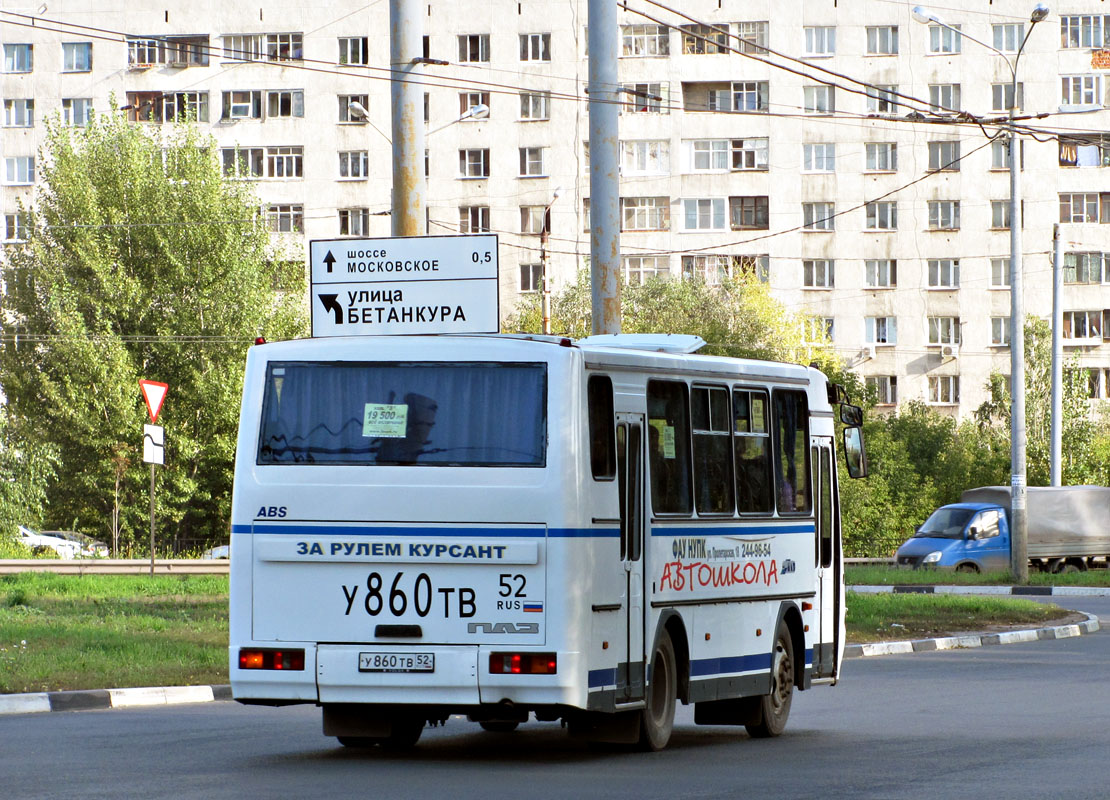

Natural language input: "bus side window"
[772,390,811,514]
[691,385,734,514]
[587,375,615,480]
[733,389,774,514]
[647,380,692,515]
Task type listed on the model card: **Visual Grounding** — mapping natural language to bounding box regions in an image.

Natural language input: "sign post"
[139,381,168,576]
[308,235,500,337]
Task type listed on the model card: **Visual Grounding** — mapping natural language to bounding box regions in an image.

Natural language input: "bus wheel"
[638,631,677,751]
[479,720,520,733]
[746,621,794,738]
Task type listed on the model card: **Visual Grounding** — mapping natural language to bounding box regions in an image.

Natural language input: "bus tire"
[746,620,794,738]
[638,631,677,751]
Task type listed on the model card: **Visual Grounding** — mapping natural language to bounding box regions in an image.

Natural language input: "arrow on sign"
[139,380,169,424]
[319,294,343,324]
[323,251,336,273]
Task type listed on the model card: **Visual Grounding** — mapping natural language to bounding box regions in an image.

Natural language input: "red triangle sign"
[139,380,169,423]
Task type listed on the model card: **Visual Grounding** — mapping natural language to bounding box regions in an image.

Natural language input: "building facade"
[4,1,1110,417]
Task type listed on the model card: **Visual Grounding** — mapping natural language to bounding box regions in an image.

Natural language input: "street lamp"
[913,5,1048,582]
[540,186,563,335]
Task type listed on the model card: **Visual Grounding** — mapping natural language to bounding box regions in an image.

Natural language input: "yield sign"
[139,380,169,424]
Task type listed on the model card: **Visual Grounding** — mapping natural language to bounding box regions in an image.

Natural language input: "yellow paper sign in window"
[363,403,408,438]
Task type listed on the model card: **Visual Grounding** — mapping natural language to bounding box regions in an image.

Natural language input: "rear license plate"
[358,652,435,673]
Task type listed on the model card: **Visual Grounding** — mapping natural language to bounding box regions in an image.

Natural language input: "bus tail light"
[238,648,305,671]
[489,653,557,675]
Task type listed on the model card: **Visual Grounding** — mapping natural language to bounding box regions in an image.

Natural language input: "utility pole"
[588,0,620,334]
[1050,223,1063,485]
[390,0,425,236]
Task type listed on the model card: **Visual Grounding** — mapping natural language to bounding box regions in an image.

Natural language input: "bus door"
[813,439,840,679]
[615,414,646,702]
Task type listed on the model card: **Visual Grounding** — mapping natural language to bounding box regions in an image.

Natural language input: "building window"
[802,202,835,231]
[1061,16,1110,49]
[865,316,897,345]
[803,259,834,288]
[680,24,729,54]
[992,317,1011,346]
[1062,76,1102,107]
[991,200,1014,229]
[802,143,835,172]
[221,148,264,179]
[929,84,961,112]
[337,94,370,123]
[519,147,545,177]
[520,206,549,234]
[865,259,896,288]
[520,263,543,292]
[458,34,490,63]
[62,42,92,72]
[866,201,897,230]
[729,196,769,230]
[622,140,669,174]
[866,26,899,55]
[991,258,1011,288]
[928,24,961,54]
[520,33,551,61]
[928,259,960,288]
[3,43,33,73]
[3,212,30,242]
[267,204,304,233]
[732,81,769,112]
[737,21,768,53]
[928,376,960,405]
[222,33,301,62]
[338,37,368,65]
[683,198,726,231]
[128,35,208,67]
[265,147,303,178]
[621,24,670,57]
[459,205,490,233]
[338,150,369,179]
[682,254,762,284]
[803,85,834,114]
[1059,193,1110,223]
[928,316,960,345]
[3,156,35,184]
[222,90,262,120]
[459,149,490,178]
[1059,134,1110,167]
[804,26,836,56]
[803,317,835,343]
[928,142,961,171]
[623,82,665,113]
[993,23,1024,53]
[992,83,1023,113]
[1063,310,1104,339]
[622,197,670,231]
[266,90,304,119]
[623,255,670,284]
[993,138,1024,169]
[865,142,897,171]
[1063,252,1108,284]
[338,208,370,237]
[61,98,93,127]
[865,85,899,115]
[3,99,34,128]
[732,138,768,170]
[519,91,550,120]
[867,376,897,405]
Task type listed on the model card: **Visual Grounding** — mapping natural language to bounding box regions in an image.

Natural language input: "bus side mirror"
[842,426,868,479]
[840,404,863,427]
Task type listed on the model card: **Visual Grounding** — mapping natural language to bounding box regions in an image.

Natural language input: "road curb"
[850,584,1110,596]
[844,612,1100,659]
[0,684,231,717]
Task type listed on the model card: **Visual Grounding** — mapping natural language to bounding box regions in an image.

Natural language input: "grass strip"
[847,565,1110,588]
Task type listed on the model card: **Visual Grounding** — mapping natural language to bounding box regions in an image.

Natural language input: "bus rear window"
[257,361,547,467]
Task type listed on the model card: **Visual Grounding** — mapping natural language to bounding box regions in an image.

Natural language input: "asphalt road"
[5,596,1108,800]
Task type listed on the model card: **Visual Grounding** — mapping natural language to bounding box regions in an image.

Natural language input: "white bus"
[229,333,867,750]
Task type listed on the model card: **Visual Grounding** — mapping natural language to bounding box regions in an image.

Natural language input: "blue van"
[895,502,1009,573]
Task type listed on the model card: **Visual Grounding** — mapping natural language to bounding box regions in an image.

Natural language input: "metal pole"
[390,0,425,236]
[149,463,155,577]
[1050,223,1063,486]
[541,224,551,335]
[587,0,620,334]
[1009,92,1028,582]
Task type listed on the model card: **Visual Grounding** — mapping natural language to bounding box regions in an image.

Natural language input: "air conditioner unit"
[861,345,876,361]
[941,344,957,359]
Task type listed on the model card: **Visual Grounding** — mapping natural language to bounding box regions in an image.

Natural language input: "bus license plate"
[358,652,435,673]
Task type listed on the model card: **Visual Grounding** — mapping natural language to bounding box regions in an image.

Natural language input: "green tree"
[0,404,58,542]
[0,111,306,553]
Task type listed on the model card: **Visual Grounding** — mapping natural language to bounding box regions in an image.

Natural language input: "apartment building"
[3,1,1110,417]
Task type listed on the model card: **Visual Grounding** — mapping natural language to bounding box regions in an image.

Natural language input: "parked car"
[17,526,81,559]
[201,545,229,559]
[42,530,110,558]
